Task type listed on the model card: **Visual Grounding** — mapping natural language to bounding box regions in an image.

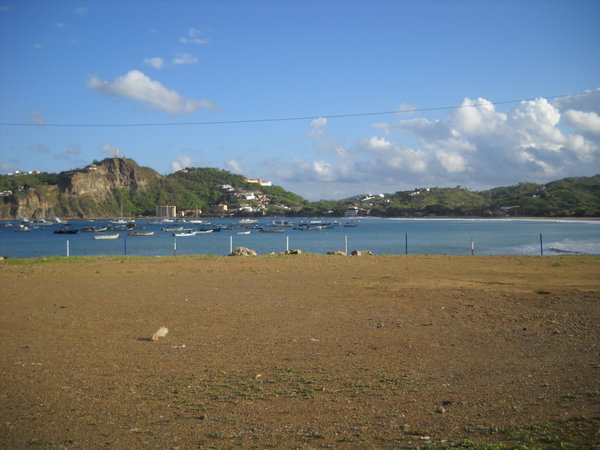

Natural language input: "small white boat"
[173,231,197,237]
[239,218,258,224]
[237,230,251,235]
[195,229,213,234]
[93,233,120,240]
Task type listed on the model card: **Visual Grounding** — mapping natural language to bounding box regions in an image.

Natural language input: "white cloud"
[144,57,165,69]
[277,92,600,199]
[172,52,198,65]
[171,155,194,171]
[553,88,600,114]
[396,103,418,116]
[100,144,119,156]
[225,159,244,174]
[74,7,89,16]
[179,28,210,45]
[435,150,468,173]
[563,110,600,134]
[55,22,65,28]
[87,70,218,115]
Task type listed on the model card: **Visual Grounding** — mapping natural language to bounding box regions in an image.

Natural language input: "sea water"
[0,217,599,258]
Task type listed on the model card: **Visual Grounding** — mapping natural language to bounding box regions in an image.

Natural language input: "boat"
[54,226,78,234]
[237,230,251,235]
[3,222,13,228]
[93,233,119,240]
[128,231,155,237]
[173,231,197,237]
[195,229,213,234]
[52,216,66,224]
[14,224,31,232]
[161,226,192,232]
[260,228,285,233]
[270,220,293,227]
[239,218,259,224]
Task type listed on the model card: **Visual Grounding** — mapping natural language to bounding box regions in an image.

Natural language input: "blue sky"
[0,0,599,200]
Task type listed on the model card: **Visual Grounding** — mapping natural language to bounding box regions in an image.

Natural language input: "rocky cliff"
[0,158,162,219]
[65,158,161,201]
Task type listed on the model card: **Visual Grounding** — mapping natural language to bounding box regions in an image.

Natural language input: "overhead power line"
[0,90,598,128]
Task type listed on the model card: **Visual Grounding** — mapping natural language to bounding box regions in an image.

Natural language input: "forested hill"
[0,157,598,218]
[0,158,307,219]
[317,175,600,218]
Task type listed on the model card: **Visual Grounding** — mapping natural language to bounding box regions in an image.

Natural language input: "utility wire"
[0,90,598,128]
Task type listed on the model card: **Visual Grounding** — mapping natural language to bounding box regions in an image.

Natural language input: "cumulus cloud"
[553,88,600,114]
[87,70,218,115]
[277,92,600,198]
[172,52,198,65]
[179,28,210,45]
[563,110,600,134]
[144,57,165,69]
[171,155,194,171]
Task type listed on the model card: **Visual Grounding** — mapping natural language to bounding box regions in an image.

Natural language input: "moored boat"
[173,231,198,237]
[54,226,78,234]
[128,231,154,236]
[93,233,120,240]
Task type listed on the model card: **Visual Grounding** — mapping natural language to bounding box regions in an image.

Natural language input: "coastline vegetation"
[1,158,598,219]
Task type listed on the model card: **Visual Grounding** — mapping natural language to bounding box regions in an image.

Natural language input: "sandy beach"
[1,254,599,448]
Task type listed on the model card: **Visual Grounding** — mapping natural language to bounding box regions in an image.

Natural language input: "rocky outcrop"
[66,158,161,201]
[229,247,257,256]
[0,158,162,219]
[0,188,55,219]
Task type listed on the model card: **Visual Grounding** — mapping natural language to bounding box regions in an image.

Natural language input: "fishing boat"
[14,224,31,232]
[128,231,154,237]
[195,229,213,234]
[161,226,192,232]
[54,226,78,234]
[173,231,197,237]
[93,233,119,240]
[237,230,251,235]
[239,218,259,224]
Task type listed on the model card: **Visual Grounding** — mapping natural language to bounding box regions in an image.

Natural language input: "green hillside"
[0,157,598,219]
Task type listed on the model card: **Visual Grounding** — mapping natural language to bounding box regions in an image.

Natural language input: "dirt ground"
[0,254,599,449]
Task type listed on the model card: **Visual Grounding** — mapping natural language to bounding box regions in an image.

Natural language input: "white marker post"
[286,236,289,253]
[229,236,233,254]
[345,235,348,255]
[66,239,70,258]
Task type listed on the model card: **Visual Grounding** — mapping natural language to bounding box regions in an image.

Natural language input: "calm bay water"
[1,217,599,258]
